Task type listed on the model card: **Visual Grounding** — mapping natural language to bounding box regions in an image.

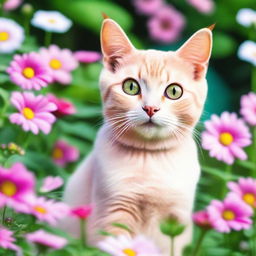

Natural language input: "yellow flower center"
[33,205,48,214]
[22,107,35,120]
[219,132,234,146]
[0,181,17,197]
[22,67,35,79]
[48,18,56,24]
[243,193,255,207]
[123,249,137,256]
[0,31,9,41]
[222,210,235,221]
[52,148,63,159]
[49,59,62,70]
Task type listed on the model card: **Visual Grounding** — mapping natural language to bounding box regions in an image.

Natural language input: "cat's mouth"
[141,119,159,127]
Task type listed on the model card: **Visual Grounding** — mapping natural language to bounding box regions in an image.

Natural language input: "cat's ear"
[176,28,212,80]
[101,19,135,72]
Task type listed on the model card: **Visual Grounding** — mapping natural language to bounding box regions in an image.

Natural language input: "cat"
[62,17,212,256]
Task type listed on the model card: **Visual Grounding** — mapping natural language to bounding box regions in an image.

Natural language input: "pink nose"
[142,106,160,117]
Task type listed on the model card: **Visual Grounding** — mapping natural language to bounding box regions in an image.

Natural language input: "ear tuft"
[207,23,216,31]
[100,19,134,72]
[102,12,110,20]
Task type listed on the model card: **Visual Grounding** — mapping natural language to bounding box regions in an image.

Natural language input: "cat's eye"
[122,78,140,96]
[165,83,183,100]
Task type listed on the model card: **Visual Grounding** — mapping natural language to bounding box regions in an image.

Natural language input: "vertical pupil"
[130,82,134,91]
[172,87,176,95]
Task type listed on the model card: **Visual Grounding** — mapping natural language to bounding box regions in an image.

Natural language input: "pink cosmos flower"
[74,50,102,63]
[207,195,253,233]
[147,5,185,43]
[240,92,256,126]
[39,45,78,85]
[71,205,92,219]
[47,94,76,117]
[201,112,251,165]
[10,92,57,134]
[193,210,212,229]
[132,0,164,15]
[98,235,162,256]
[52,140,79,167]
[0,162,35,213]
[228,177,256,208]
[186,0,214,14]
[3,0,22,11]
[40,176,64,193]
[26,229,67,250]
[7,53,52,90]
[27,196,70,225]
[0,227,20,252]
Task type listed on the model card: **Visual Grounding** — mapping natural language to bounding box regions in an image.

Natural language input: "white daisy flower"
[238,41,256,66]
[0,18,24,54]
[236,8,256,27]
[31,10,72,33]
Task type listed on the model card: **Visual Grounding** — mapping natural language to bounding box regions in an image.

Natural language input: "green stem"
[252,127,256,174]
[44,32,52,47]
[191,229,208,256]
[80,219,86,247]
[24,16,30,36]
[2,205,6,225]
[170,237,175,256]
[251,66,256,92]
[222,164,232,198]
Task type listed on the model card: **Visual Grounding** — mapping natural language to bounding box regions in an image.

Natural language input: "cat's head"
[99,18,212,148]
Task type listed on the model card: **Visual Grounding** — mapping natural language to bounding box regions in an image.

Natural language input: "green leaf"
[112,223,132,233]
[202,166,239,181]
[0,73,9,83]
[236,160,255,171]
[73,104,102,118]
[52,0,133,33]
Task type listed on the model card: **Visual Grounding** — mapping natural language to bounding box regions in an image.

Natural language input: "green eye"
[122,79,140,95]
[165,84,183,100]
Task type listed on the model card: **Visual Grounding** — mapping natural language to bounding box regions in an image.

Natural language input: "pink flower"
[3,0,22,11]
[39,45,78,85]
[71,205,92,219]
[74,50,102,63]
[7,53,52,90]
[98,235,162,256]
[186,0,214,14]
[27,196,70,225]
[228,177,256,208]
[10,92,57,134]
[193,210,212,229]
[26,229,67,250]
[132,0,164,15]
[147,5,185,43]
[240,92,256,126]
[40,176,64,193]
[0,227,20,252]
[207,195,253,233]
[47,94,76,117]
[0,162,35,213]
[201,112,251,165]
[52,140,79,167]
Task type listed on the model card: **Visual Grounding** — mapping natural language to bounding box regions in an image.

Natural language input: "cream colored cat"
[63,18,212,256]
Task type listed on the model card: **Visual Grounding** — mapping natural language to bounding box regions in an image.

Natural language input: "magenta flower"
[3,0,22,11]
[193,210,212,229]
[228,177,256,208]
[0,162,35,213]
[74,50,102,63]
[71,205,92,219]
[186,0,214,14]
[201,112,251,165]
[207,195,253,233]
[7,53,52,90]
[240,92,256,126]
[147,5,185,43]
[27,196,70,225]
[0,227,20,252]
[47,94,76,117]
[10,92,57,134]
[132,0,164,15]
[40,176,64,193]
[52,140,79,167]
[98,235,162,256]
[39,45,78,85]
[26,229,67,250]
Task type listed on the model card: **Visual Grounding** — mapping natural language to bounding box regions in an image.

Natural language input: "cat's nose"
[142,106,160,117]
